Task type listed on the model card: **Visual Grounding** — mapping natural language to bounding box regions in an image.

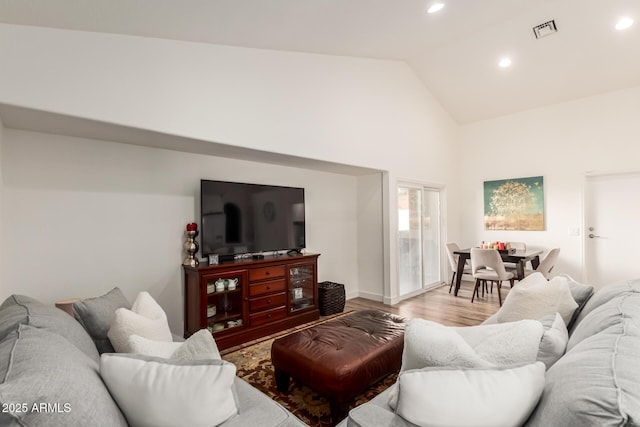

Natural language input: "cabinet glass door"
[203,272,245,334]
[289,264,315,312]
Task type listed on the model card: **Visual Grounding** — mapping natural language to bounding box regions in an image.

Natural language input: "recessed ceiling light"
[615,17,634,31]
[498,58,512,68]
[427,3,444,14]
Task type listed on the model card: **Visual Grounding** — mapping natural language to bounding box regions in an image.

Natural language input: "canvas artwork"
[484,176,544,230]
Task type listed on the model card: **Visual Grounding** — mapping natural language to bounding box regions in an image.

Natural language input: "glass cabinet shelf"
[289,264,315,312]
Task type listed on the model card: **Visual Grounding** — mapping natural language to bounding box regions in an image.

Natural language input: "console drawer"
[249,292,287,313]
[249,279,286,297]
[249,306,287,327]
[249,266,286,282]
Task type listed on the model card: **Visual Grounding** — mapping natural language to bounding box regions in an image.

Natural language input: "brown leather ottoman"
[271,309,405,424]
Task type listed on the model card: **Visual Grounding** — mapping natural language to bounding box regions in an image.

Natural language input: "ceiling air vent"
[533,20,557,39]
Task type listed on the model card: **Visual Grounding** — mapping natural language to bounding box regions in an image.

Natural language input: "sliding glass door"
[397,184,442,297]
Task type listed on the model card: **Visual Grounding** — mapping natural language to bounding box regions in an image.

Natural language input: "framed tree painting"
[484,176,544,230]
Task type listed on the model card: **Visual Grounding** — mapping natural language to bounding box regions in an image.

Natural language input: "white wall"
[3,23,636,309]
[0,23,458,304]
[356,173,384,301]
[457,85,640,280]
[0,24,456,175]
[1,129,359,333]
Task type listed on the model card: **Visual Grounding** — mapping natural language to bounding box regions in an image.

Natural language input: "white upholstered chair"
[520,248,560,280]
[503,241,527,271]
[470,248,514,306]
[509,242,526,251]
[446,243,472,293]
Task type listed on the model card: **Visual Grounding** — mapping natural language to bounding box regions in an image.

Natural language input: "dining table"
[452,248,543,296]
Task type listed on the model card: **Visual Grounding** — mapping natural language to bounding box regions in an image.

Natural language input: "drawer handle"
[267,299,271,304]
[267,314,272,319]
[266,272,270,275]
[266,286,271,290]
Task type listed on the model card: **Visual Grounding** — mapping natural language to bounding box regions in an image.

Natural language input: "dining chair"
[509,242,526,251]
[470,248,514,306]
[518,248,560,280]
[503,241,527,271]
[446,243,472,293]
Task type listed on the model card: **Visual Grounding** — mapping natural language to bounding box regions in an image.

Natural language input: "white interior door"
[397,184,442,297]
[585,172,640,286]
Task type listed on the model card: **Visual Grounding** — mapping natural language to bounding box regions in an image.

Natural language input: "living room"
[1,2,640,426]
[2,3,640,333]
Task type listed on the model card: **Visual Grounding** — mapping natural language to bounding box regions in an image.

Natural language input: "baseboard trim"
[357,290,384,302]
[345,290,360,300]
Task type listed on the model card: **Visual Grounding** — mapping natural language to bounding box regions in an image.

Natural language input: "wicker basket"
[318,281,346,316]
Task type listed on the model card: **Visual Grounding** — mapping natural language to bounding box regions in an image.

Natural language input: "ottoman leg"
[330,400,349,425]
[274,368,291,392]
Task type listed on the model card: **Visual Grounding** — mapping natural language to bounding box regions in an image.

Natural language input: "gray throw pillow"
[73,287,130,354]
[559,275,595,332]
[0,295,99,361]
[0,324,127,427]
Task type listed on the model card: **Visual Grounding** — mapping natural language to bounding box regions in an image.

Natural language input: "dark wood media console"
[183,253,320,350]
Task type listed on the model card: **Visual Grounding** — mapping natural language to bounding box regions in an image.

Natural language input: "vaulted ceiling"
[1,0,639,123]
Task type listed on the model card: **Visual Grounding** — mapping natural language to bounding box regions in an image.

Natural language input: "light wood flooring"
[345,279,512,326]
[221,279,509,355]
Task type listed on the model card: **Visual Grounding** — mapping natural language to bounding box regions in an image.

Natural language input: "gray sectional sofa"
[0,295,306,427]
[4,278,639,427]
[341,279,640,426]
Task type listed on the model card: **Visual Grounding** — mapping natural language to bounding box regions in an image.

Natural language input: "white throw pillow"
[515,271,548,287]
[537,312,569,369]
[453,320,544,366]
[100,354,238,427]
[129,329,221,360]
[402,318,544,372]
[394,362,546,427]
[497,275,578,325]
[128,335,181,358]
[172,329,221,361]
[107,291,172,353]
[401,319,493,371]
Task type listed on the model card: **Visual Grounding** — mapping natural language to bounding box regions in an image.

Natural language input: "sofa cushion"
[347,401,413,427]
[73,287,130,354]
[569,280,640,337]
[100,353,238,427]
[567,282,640,353]
[0,324,127,427]
[107,291,172,353]
[394,362,545,427]
[496,274,578,325]
[0,295,38,340]
[227,378,308,427]
[0,295,99,361]
[525,280,640,426]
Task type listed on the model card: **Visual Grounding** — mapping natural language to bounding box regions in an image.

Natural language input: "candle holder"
[183,229,199,267]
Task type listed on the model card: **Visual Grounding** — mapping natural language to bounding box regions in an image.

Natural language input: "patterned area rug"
[222,312,398,426]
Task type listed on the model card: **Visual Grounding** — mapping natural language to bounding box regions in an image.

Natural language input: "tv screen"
[200,180,305,259]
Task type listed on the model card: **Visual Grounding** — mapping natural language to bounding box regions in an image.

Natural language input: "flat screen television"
[200,180,305,260]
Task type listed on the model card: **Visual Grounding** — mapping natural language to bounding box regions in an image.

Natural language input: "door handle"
[588,233,601,238]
